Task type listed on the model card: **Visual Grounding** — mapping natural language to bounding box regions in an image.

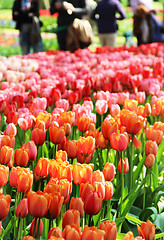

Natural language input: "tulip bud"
[15,198,28,218]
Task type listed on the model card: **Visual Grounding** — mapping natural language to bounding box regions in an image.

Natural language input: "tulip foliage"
[0,43,164,240]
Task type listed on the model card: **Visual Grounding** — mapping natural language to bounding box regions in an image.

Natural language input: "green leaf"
[154,213,164,232]
[1,216,17,239]
[116,233,125,239]
[125,213,142,225]
[140,207,158,222]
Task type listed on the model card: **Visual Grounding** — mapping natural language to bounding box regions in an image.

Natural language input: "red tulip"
[118,158,129,174]
[84,191,102,215]
[144,154,155,168]
[45,192,64,219]
[29,218,43,238]
[15,198,28,218]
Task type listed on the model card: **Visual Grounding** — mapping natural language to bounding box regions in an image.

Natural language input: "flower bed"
[0,43,164,239]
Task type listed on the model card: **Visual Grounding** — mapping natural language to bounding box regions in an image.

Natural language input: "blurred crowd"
[12,0,164,55]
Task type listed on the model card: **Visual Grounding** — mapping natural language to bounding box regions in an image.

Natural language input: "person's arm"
[116,1,126,20]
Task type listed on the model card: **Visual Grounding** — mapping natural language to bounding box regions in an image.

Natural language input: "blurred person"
[50,0,88,51]
[12,0,43,55]
[91,0,126,48]
[133,5,152,45]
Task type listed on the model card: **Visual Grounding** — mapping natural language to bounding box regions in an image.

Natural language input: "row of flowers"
[0,43,164,239]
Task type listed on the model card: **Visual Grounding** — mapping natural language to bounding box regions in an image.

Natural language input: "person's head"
[135,5,147,18]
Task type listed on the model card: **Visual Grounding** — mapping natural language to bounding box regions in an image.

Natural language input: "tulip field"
[0,42,164,240]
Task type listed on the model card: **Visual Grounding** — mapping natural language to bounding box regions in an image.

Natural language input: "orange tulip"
[15,198,28,218]
[118,158,129,174]
[9,167,33,192]
[0,146,13,165]
[34,157,49,179]
[63,122,72,136]
[22,236,36,240]
[21,141,37,161]
[97,133,109,149]
[122,231,135,240]
[92,181,105,200]
[47,227,62,239]
[133,136,142,149]
[69,197,84,218]
[77,115,91,132]
[120,109,146,135]
[45,192,64,219]
[14,148,29,167]
[78,136,95,157]
[0,193,11,221]
[36,112,51,129]
[27,190,49,218]
[0,165,9,187]
[0,135,15,148]
[123,99,138,112]
[137,220,155,240]
[146,126,163,145]
[102,118,118,139]
[84,190,102,215]
[62,209,80,229]
[104,181,113,200]
[73,163,93,184]
[29,218,43,238]
[17,168,33,193]
[102,163,116,181]
[57,163,73,182]
[99,220,117,240]
[49,122,65,145]
[58,111,75,126]
[81,226,105,240]
[62,224,81,240]
[91,170,105,185]
[144,154,155,168]
[4,122,17,136]
[56,150,68,162]
[145,140,158,156]
[110,132,129,151]
[85,129,100,147]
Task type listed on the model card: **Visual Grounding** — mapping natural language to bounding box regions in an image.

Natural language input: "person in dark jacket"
[91,0,126,48]
[50,0,88,50]
[12,0,43,55]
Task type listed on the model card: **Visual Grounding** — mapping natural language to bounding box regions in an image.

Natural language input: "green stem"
[16,217,21,240]
[36,218,41,239]
[120,151,124,217]
[48,219,52,232]
[129,136,134,192]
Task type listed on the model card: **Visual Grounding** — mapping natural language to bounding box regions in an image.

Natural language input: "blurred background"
[0,0,163,57]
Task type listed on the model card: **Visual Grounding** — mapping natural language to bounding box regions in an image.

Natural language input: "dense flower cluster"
[0,43,163,239]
